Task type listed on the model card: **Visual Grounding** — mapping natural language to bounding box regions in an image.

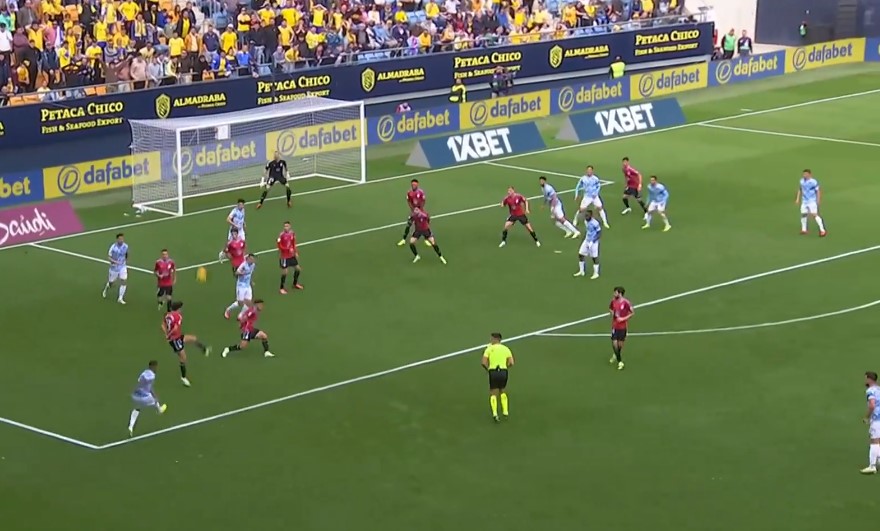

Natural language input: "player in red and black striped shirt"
[609,286,634,371]
[621,157,648,216]
[406,207,446,264]
[398,179,427,246]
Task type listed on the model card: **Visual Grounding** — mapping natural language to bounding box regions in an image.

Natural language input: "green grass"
[3,66,880,531]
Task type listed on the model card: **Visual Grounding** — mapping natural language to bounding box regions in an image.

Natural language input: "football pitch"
[3,65,880,530]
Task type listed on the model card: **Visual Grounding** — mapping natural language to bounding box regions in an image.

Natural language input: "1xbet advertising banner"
[557,98,686,142]
[709,51,785,86]
[0,201,84,248]
[407,122,545,169]
[784,38,866,73]
[0,22,713,151]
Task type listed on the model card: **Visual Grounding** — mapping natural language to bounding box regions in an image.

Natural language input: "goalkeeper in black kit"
[257,151,292,209]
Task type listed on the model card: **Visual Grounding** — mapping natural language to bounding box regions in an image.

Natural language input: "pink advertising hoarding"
[0,201,84,248]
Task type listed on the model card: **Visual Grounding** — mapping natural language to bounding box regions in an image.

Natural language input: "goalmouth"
[128,97,366,216]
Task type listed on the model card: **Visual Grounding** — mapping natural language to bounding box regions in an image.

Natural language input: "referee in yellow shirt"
[481,332,514,422]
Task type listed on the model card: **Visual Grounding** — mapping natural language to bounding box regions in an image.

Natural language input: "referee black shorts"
[488,368,509,390]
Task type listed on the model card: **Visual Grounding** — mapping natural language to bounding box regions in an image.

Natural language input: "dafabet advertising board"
[265,120,363,159]
[460,91,551,130]
[43,153,161,199]
[785,38,866,73]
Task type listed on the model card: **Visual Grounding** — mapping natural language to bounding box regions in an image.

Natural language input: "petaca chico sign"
[0,200,84,248]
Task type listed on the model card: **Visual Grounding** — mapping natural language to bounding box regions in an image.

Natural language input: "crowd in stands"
[0,0,685,103]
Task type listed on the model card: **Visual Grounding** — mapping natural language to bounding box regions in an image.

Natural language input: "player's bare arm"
[795,188,801,204]
[866,397,876,423]
[507,355,515,367]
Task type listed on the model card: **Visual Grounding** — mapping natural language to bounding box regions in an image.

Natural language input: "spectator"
[738,30,753,57]
[221,23,236,54]
[720,28,736,59]
[130,52,147,88]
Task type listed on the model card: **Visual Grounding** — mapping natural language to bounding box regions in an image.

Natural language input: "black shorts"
[507,215,529,225]
[624,187,641,198]
[611,329,628,341]
[412,229,433,240]
[169,338,185,353]
[156,286,173,298]
[241,328,261,341]
[279,257,299,269]
[267,176,288,187]
[488,368,509,390]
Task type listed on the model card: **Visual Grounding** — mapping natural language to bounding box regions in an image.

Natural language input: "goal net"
[128,97,366,216]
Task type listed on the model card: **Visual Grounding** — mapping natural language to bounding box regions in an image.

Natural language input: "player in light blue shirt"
[226,253,257,320]
[642,176,671,232]
[795,169,826,236]
[539,176,579,238]
[574,210,602,279]
[862,371,880,474]
[573,166,610,229]
[220,199,247,262]
[128,360,167,437]
[103,233,130,304]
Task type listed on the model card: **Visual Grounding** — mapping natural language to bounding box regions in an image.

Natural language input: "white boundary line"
[3,87,878,253]
[0,415,99,450]
[93,243,880,450]
[28,184,583,273]
[697,123,880,148]
[539,299,880,338]
[29,243,154,274]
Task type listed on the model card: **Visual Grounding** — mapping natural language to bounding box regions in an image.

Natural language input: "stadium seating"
[0,0,683,105]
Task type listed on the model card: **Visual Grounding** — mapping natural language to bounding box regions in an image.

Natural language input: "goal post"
[128,97,366,216]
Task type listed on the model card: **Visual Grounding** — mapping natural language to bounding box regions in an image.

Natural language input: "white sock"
[660,213,670,226]
[593,263,600,275]
[225,301,240,314]
[800,216,808,231]
[554,220,566,232]
[578,260,586,274]
[103,283,111,290]
[645,214,652,225]
[815,216,826,232]
[118,285,127,300]
[563,220,578,232]
[870,444,880,467]
[128,409,140,430]
[598,209,609,225]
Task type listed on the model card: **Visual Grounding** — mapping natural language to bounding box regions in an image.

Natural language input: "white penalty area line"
[26,183,582,274]
[483,162,615,186]
[539,299,880,338]
[94,242,880,450]
[3,87,878,255]
[696,124,880,149]
[174,183,582,272]
[28,243,154,274]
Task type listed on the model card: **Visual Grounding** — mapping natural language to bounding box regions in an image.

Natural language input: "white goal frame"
[129,97,367,216]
